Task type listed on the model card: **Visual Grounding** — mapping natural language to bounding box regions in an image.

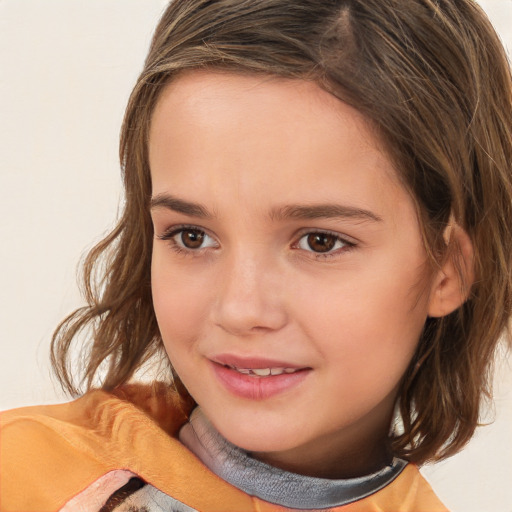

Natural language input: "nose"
[211,252,288,336]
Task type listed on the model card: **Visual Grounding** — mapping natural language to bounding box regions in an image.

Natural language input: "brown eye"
[297,232,348,254]
[179,229,206,249]
[158,226,218,252]
[307,233,336,252]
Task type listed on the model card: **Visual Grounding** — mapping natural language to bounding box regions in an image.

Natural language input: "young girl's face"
[149,71,438,478]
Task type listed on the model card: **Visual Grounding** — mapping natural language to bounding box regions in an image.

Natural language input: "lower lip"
[210,362,310,400]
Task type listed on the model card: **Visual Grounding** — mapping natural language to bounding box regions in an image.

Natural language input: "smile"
[210,358,311,400]
[226,366,301,377]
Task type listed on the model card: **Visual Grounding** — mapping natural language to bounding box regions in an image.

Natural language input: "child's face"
[149,71,437,478]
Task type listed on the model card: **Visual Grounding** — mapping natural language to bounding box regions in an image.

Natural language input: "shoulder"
[0,383,192,512]
[365,463,449,512]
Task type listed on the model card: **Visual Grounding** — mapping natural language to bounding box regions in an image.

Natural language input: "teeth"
[271,368,290,375]
[251,368,271,376]
[232,367,299,376]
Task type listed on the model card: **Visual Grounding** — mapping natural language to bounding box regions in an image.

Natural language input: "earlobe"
[427,223,474,318]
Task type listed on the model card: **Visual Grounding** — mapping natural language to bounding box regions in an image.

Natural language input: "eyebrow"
[269,204,383,223]
[150,193,382,223]
[150,193,213,218]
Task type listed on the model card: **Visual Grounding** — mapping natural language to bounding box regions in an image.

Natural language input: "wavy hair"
[51,0,512,464]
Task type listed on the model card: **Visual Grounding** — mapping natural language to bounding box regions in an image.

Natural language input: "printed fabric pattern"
[60,471,198,512]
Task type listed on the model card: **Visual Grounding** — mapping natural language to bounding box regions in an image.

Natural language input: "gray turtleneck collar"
[179,408,407,509]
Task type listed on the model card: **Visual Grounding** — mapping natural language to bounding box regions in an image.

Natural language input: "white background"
[0,1,511,510]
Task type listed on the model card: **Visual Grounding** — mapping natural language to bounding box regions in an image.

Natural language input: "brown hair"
[51,0,512,464]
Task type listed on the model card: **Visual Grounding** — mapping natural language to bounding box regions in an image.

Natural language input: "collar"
[179,407,407,509]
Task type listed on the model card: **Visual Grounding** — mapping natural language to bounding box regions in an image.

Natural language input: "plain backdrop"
[0,1,511,510]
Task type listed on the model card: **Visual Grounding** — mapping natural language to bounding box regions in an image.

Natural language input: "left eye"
[297,232,348,253]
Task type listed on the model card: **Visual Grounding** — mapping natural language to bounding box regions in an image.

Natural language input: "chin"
[207,411,304,454]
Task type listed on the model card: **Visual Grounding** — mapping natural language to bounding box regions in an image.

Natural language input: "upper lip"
[211,353,308,369]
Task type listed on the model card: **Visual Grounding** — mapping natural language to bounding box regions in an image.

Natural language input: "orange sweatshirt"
[0,384,448,512]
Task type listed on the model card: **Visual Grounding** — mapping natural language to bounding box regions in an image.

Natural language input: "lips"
[229,367,299,376]
[209,354,311,400]
[212,354,307,371]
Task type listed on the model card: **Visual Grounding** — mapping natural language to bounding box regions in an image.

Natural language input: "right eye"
[158,227,218,251]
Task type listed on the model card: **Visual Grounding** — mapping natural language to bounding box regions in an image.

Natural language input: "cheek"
[294,266,427,380]
[151,251,211,350]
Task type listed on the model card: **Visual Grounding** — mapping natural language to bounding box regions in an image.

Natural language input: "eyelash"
[293,229,356,259]
[156,224,218,257]
[156,225,356,259]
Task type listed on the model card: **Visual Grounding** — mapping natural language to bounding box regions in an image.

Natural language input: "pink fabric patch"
[59,469,138,512]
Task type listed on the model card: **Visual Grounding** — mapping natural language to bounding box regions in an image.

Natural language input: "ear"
[427,223,474,318]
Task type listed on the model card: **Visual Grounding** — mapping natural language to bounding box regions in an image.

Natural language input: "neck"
[179,407,408,510]
[250,428,392,479]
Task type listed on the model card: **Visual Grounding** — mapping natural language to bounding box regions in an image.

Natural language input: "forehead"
[151,71,375,142]
[148,71,408,218]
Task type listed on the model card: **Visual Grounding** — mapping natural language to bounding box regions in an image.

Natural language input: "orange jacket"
[0,384,448,512]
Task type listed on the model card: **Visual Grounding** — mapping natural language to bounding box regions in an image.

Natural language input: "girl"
[2,0,511,511]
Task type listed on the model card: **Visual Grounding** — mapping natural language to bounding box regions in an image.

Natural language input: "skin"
[149,71,444,479]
